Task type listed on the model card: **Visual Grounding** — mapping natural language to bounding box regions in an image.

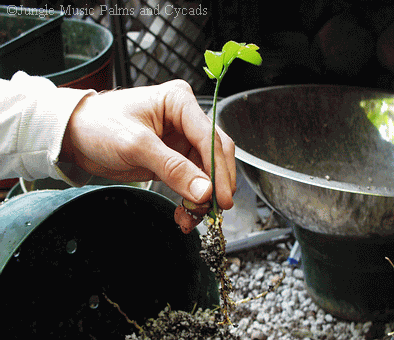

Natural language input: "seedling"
[203,41,262,216]
[200,41,262,325]
[175,41,285,327]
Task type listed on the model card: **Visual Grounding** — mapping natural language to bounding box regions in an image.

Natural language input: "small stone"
[238,318,249,331]
[362,321,372,333]
[265,292,276,301]
[251,329,267,340]
[249,280,258,290]
[291,328,314,338]
[293,309,305,319]
[293,268,304,279]
[281,288,292,299]
[229,263,240,273]
[267,250,278,261]
[293,280,305,290]
[256,312,266,323]
[255,267,266,280]
[271,263,282,273]
[257,206,272,224]
[316,316,324,325]
[228,257,241,267]
[325,314,334,322]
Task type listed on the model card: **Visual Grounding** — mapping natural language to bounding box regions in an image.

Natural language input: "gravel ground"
[227,237,394,340]
[127,235,394,340]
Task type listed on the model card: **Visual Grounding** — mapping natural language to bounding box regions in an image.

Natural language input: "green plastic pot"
[8,176,152,198]
[45,18,114,91]
[0,185,218,338]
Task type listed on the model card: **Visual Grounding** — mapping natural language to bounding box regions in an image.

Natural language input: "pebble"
[293,268,304,279]
[237,318,249,331]
[254,267,266,281]
[266,250,278,261]
[251,329,266,340]
[325,314,334,323]
[229,263,240,273]
[227,239,393,340]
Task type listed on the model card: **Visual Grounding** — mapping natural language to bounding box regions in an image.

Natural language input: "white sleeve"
[0,71,97,187]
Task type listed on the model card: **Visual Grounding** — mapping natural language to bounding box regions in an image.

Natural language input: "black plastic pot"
[293,224,394,321]
[0,5,65,79]
[0,185,218,338]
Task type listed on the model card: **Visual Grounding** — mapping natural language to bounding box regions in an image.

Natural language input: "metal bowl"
[216,85,394,236]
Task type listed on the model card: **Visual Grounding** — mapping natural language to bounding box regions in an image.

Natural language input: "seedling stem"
[201,41,263,325]
[210,76,221,216]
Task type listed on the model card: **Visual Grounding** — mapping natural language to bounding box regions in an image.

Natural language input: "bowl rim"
[215,84,394,197]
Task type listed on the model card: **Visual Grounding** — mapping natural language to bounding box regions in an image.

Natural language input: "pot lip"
[44,18,114,83]
[0,185,176,274]
[215,84,394,198]
[0,5,65,57]
[15,177,152,196]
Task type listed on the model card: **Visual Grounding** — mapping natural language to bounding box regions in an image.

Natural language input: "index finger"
[160,80,236,209]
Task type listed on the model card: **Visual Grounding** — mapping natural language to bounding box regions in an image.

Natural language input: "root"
[200,212,285,325]
[102,292,145,336]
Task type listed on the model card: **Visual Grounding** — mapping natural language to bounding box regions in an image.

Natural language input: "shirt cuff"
[13,72,97,186]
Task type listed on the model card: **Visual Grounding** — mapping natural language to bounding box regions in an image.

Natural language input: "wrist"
[59,92,95,164]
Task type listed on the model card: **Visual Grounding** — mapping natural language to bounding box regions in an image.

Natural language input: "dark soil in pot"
[0,186,218,339]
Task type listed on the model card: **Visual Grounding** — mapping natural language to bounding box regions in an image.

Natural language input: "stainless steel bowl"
[216,85,394,236]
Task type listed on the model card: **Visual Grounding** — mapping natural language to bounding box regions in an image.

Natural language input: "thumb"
[141,135,213,203]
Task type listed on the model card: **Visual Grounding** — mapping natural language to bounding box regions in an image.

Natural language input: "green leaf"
[244,43,259,51]
[203,66,216,79]
[222,41,244,66]
[204,50,224,79]
[237,45,262,66]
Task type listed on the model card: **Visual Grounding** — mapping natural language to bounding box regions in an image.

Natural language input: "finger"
[67,144,159,183]
[216,126,236,193]
[135,132,213,204]
[214,126,237,207]
[160,80,236,209]
[162,130,204,170]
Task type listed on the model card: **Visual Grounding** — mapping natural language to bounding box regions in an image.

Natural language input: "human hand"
[60,80,236,230]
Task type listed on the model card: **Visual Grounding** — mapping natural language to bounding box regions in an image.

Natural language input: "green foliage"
[203,41,262,81]
[203,51,223,79]
[360,97,394,143]
[203,41,262,216]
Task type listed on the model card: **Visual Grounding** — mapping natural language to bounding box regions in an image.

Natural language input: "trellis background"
[4,0,394,96]
[16,0,213,93]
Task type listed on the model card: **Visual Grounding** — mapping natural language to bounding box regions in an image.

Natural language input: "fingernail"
[190,177,211,201]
